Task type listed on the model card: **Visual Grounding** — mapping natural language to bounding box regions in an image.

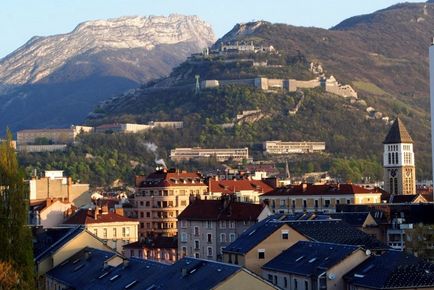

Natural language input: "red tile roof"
[177,199,265,221]
[63,208,138,224]
[261,183,378,197]
[208,179,273,195]
[136,170,206,188]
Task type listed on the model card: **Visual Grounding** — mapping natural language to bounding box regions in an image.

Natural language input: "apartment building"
[177,199,270,261]
[207,178,274,203]
[263,141,325,154]
[260,183,382,213]
[133,168,208,237]
[170,147,249,162]
[63,208,139,253]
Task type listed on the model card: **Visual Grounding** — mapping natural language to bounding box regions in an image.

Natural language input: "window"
[219,220,226,229]
[229,233,236,242]
[392,152,395,164]
[140,212,144,218]
[220,233,226,242]
[181,247,187,257]
[113,228,117,238]
[280,199,285,207]
[284,277,288,288]
[268,274,273,282]
[180,220,187,228]
[324,200,330,208]
[194,240,200,250]
[122,227,126,237]
[140,201,144,206]
[207,247,213,257]
[314,200,319,208]
[181,232,188,242]
[195,253,200,258]
[258,249,265,259]
[304,281,308,290]
[292,199,296,208]
[282,230,289,240]
[303,200,307,208]
[229,221,235,229]
[194,226,199,236]
[140,222,144,229]
[125,227,130,237]
[146,212,150,218]
[207,233,212,243]
[180,200,187,206]
[145,201,150,207]
[206,221,212,229]
[294,279,298,290]
[93,228,98,236]
[274,275,277,285]
[336,199,340,205]
[388,152,391,164]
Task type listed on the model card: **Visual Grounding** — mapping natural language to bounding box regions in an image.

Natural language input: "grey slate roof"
[288,220,386,250]
[345,250,434,289]
[82,258,168,290]
[142,257,242,290]
[46,247,117,289]
[223,215,286,254]
[329,212,371,227]
[262,241,359,277]
[33,226,85,262]
[383,117,413,144]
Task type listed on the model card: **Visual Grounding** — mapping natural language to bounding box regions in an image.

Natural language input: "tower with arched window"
[383,118,416,195]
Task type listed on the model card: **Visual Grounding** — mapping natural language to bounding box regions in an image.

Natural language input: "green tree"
[0,130,35,289]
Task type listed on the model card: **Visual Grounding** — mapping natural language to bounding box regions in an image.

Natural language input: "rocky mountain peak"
[0,14,215,85]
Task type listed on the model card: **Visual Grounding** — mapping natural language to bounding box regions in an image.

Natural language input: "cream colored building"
[170,147,249,162]
[134,169,208,237]
[28,170,91,207]
[63,208,139,253]
[29,198,74,228]
[260,183,382,213]
[263,141,325,155]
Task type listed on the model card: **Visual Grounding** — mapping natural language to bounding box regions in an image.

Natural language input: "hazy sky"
[0,0,422,58]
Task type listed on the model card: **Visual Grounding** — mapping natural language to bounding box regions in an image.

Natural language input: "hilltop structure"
[383,118,416,195]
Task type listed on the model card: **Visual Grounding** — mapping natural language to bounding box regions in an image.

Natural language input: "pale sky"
[0,0,423,58]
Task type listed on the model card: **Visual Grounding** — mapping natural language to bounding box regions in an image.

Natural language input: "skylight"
[308,258,317,263]
[248,229,256,236]
[354,274,365,278]
[110,274,120,281]
[125,280,137,289]
[98,272,109,279]
[295,256,304,262]
[73,264,84,272]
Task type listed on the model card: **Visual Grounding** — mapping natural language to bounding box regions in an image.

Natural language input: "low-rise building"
[33,226,115,279]
[63,208,139,253]
[263,140,326,155]
[123,236,178,263]
[133,168,208,237]
[260,183,382,213]
[29,170,91,207]
[177,199,271,261]
[223,217,385,274]
[208,178,274,203]
[29,198,74,228]
[94,123,153,133]
[170,147,249,162]
[150,121,183,129]
[262,241,368,290]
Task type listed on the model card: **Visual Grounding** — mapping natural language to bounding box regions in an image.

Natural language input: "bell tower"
[383,118,416,195]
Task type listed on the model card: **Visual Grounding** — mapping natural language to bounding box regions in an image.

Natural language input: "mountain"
[0,15,215,133]
[86,2,433,179]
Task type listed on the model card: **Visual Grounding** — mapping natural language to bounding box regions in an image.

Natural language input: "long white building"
[263,141,326,154]
[170,147,249,162]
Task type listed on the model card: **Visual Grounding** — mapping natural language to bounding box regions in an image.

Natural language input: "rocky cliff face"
[0,14,215,132]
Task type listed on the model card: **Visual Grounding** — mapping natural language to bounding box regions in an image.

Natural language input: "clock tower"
[383,118,416,195]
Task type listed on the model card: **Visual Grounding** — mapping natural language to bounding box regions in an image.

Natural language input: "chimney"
[123,259,129,268]
[182,268,188,277]
[101,203,109,214]
[302,183,308,192]
[84,251,91,260]
[115,207,124,216]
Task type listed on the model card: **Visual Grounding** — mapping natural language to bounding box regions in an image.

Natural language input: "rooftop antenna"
[195,75,200,95]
